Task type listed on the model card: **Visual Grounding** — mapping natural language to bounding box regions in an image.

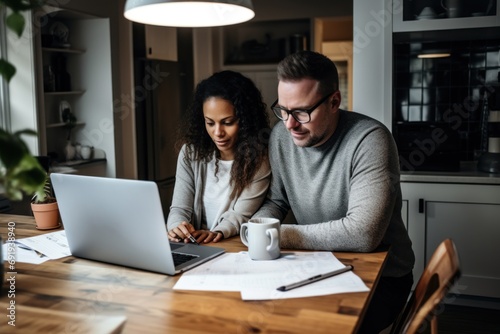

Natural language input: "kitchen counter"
[401,162,500,185]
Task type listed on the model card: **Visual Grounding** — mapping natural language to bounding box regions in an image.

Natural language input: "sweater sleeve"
[214,158,271,238]
[166,145,197,231]
[281,127,400,253]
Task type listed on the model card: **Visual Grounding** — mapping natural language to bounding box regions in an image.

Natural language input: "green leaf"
[5,11,25,37]
[0,129,28,169]
[2,153,46,201]
[0,128,37,165]
[0,58,16,82]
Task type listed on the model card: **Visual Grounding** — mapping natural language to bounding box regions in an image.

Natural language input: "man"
[253,51,415,333]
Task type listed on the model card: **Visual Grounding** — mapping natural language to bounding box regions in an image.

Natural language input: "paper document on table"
[174,251,369,300]
[16,230,71,260]
[2,242,50,264]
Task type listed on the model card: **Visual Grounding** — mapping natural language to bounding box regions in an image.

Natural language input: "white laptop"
[50,173,225,275]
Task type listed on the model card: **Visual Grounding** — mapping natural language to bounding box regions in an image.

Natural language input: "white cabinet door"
[402,182,500,299]
[426,201,500,298]
[145,26,178,61]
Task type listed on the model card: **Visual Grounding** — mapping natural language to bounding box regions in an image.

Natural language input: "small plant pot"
[31,202,61,230]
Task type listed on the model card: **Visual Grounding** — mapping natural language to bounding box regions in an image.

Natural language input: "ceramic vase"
[81,146,93,160]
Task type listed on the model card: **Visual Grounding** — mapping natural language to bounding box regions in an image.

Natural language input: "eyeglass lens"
[276,109,309,123]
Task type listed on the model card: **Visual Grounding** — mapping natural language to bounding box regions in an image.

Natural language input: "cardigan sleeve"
[166,145,197,231]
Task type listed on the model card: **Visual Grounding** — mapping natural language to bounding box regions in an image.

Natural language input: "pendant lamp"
[124,0,255,27]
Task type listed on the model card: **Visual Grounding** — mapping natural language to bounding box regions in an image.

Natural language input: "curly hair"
[178,70,270,200]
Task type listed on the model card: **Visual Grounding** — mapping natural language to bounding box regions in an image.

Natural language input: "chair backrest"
[391,239,461,334]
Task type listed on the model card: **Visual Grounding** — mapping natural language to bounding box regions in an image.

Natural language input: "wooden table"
[0,214,388,333]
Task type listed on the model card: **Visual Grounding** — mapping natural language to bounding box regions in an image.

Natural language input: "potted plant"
[30,175,60,230]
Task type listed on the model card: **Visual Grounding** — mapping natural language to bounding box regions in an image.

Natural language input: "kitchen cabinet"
[220,19,310,66]
[393,0,500,33]
[401,181,500,300]
[353,0,500,305]
[34,6,115,177]
[145,25,178,61]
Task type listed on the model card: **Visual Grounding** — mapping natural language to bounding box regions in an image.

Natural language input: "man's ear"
[331,91,342,110]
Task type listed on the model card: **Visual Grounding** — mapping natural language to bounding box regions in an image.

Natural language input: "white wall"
[8,11,39,155]
[353,0,394,130]
[71,18,116,177]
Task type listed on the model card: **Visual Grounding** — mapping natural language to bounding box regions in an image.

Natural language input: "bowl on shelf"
[416,7,438,20]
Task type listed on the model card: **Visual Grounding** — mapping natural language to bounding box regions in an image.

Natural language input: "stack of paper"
[173,251,369,300]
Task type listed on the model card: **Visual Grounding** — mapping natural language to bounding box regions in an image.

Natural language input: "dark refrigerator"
[134,59,188,217]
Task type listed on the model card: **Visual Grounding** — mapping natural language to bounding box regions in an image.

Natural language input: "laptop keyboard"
[172,252,198,267]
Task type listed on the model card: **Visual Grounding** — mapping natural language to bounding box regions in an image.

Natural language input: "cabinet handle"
[418,198,424,213]
[148,47,152,55]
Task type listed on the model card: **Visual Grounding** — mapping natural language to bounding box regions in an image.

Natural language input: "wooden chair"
[390,239,461,334]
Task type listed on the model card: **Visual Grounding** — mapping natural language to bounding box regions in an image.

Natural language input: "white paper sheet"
[15,230,71,260]
[174,251,369,300]
[2,242,50,264]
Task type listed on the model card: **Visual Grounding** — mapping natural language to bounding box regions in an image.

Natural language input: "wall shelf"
[46,121,85,129]
[34,5,115,176]
[393,0,500,34]
[42,47,85,54]
[44,90,85,96]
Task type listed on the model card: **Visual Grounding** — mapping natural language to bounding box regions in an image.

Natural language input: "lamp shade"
[124,0,255,27]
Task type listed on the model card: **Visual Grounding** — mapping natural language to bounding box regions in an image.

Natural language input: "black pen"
[277,265,354,292]
[188,235,199,245]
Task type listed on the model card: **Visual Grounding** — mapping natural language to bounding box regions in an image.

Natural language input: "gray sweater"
[253,110,415,277]
[167,144,271,238]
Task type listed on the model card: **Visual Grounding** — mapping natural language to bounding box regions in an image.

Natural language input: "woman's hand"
[168,222,224,244]
[194,230,224,243]
[168,221,195,242]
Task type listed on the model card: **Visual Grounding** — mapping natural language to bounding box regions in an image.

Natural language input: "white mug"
[81,145,93,160]
[240,218,280,260]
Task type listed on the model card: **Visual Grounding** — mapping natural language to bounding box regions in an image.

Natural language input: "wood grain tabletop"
[0,214,387,334]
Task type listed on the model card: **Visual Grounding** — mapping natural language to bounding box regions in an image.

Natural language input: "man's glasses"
[271,92,335,124]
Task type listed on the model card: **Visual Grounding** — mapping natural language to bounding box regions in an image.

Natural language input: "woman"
[167,70,271,244]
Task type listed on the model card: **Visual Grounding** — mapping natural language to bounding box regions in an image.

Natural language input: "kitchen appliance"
[134,59,187,216]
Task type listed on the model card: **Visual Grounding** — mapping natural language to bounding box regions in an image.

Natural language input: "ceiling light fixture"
[124,0,255,27]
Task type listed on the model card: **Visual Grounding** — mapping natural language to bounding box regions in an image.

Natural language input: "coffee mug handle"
[266,228,278,251]
[240,223,249,246]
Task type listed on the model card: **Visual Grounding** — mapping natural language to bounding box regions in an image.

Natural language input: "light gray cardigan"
[167,144,271,238]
